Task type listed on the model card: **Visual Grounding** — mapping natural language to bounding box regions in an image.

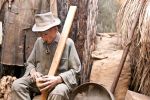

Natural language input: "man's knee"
[52,84,69,95]
[12,78,29,92]
[12,79,23,91]
[49,83,70,99]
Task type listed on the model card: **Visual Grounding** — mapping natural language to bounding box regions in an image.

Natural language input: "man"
[12,12,81,100]
[0,0,50,78]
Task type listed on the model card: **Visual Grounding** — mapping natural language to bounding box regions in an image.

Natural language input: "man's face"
[40,27,57,44]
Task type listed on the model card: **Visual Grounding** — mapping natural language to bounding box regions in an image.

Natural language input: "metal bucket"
[70,82,115,100]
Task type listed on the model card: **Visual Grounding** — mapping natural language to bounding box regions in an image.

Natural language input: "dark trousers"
[0,64,25,78]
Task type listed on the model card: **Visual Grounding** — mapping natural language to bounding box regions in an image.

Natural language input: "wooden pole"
[41,6,77,100]
[110,0,145,94]
[50,0,58,17]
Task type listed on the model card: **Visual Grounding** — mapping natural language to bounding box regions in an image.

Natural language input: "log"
[125,90,150,100]
[40,6,77,100]
[90,33,131,99]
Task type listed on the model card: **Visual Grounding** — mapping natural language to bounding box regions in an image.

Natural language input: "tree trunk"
[57,0,98,83]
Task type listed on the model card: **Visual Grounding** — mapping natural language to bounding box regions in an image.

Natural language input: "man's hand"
[36,75,63,92]
[30,69,43,82]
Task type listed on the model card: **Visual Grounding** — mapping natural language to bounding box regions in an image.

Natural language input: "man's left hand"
[36,75,63,92]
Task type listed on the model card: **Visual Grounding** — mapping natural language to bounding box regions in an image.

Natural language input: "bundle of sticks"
[0,76,16,100]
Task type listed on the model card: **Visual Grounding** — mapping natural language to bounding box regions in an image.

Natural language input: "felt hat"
[32,12,61,32]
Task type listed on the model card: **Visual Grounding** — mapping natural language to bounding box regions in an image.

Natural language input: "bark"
[81,0,98,83]
[57,0,98,83]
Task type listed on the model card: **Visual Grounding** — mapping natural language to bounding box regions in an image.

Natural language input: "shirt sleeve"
[0,0,6,10]
[59,38,81,90]
[24,39,38,76]
[0,0,6,21]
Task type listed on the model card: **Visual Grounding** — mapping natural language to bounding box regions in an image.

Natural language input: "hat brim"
[32,18,61,32]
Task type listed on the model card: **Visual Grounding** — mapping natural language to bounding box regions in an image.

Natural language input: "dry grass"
[117,0,150,96]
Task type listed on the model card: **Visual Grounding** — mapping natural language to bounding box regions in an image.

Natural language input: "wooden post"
[41,6,77,100]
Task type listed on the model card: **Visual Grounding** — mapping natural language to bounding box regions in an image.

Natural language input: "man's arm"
[25,45,37,76]
[24,38,43,82]
[59,38,81,90]
[24,39,38,76]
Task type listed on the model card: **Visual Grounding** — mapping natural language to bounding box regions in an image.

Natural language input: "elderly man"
[0,0,51,78]
[11,12,81,100]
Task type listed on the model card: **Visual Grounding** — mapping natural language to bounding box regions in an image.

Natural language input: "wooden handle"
[41,92,48,100]
[41,6,77,100]
[48,6,77,76]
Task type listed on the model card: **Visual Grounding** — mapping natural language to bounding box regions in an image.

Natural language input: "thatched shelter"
[117,0,150,96]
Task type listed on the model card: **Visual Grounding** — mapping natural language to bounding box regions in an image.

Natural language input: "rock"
[125,90,150,100]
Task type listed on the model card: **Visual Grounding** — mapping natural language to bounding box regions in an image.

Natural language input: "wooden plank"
[40,6,77,100]
[48,6,77,75]
[33,95,40,100]
[125,90,150,100]
[50,0,58,17]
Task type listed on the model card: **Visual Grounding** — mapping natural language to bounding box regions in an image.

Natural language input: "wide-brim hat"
[32,12,61,32]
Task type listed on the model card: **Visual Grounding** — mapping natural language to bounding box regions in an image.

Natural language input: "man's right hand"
[30,69,43,82]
